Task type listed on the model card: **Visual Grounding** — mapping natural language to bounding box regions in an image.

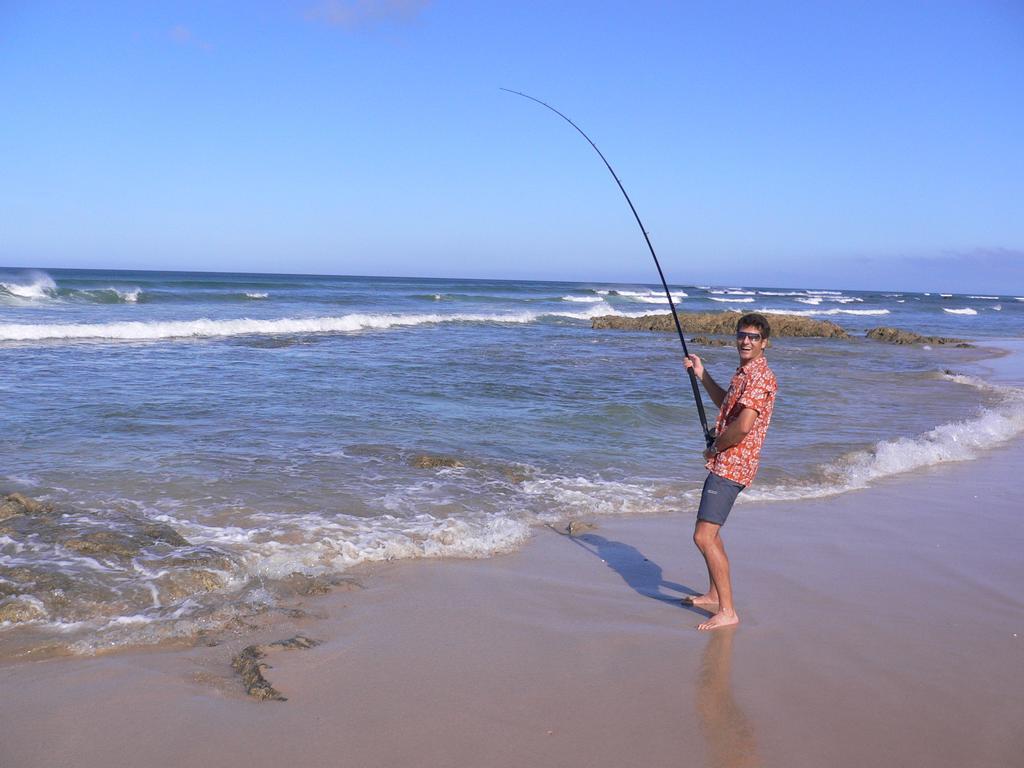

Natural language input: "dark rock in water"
[592,311,849,338]
[231,635,321,701]
[64,531,148,558]
[501,466,532,484]
[0,566,76,595]
[62,524,193,559]
[689,335,731,347]
[410,454,464,469]
[151,546,237,572]
[155,569,227,603]
[278,572,362,597]
[141,522,190,547]
[0,598,46,624]
[865,327,970,346]
[0,493,53,521]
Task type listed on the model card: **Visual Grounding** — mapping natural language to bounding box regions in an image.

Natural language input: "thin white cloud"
[168,24,213,52]
[306,0,431,30]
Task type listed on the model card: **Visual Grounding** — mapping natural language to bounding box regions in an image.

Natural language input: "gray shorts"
[696,472,745,526]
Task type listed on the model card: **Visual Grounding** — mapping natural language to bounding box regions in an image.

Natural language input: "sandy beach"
[3,420,1022,767]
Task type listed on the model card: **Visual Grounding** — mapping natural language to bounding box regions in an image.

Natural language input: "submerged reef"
[688,335,732,347]
[591,311,849,338]
[865,327,972,346]
[410,453,464,469]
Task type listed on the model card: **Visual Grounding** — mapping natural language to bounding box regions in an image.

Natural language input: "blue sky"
[1,1,1022,292]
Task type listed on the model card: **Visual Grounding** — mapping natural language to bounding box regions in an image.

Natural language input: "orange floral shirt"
[706,355,778,487]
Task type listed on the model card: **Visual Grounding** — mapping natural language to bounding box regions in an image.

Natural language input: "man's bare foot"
[697,611,739,631]
[682,593,718,607]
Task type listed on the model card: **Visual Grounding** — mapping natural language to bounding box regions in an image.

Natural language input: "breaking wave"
[757,307,890,316]
[943,308,977,316]
[0,306,650,343]
[0,272,57,301]
[747,374,1024,502]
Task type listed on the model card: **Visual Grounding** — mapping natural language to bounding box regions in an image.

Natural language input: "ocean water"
[1,268,1022,655]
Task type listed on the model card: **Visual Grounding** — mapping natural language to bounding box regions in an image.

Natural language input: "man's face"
[736,325,767,365]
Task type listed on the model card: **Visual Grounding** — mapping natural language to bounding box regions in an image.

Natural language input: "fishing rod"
[502,88,714,448]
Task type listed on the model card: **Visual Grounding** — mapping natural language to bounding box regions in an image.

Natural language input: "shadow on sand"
[553,528,713,620]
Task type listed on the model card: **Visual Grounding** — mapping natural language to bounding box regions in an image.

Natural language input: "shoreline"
[2,437,1022,767]
[2,343,1023,766]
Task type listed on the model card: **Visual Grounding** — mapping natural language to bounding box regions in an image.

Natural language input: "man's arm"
[708,406,757,456]
[684,354,727,408]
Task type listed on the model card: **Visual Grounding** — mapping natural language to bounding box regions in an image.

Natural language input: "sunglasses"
[736,331,763,342]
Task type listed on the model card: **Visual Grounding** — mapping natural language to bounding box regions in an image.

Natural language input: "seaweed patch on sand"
[231,635,321,701]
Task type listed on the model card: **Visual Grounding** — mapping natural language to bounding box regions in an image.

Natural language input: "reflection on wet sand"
[697,628,760,768]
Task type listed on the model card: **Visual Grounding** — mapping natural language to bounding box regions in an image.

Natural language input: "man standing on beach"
[683,313,777,631]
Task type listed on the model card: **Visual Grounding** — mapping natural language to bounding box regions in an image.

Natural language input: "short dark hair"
[736,312,771,340]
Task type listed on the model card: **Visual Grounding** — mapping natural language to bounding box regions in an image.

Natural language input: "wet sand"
[2,431,1023,768]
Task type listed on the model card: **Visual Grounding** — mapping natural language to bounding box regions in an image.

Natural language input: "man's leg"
[693,521,739,630]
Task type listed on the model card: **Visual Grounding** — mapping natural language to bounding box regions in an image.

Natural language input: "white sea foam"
[991,304,1002,311]
[632,296,672,303]
[614,289,681,298]
[968,295,999,300]
[797,295,860,305]
[520,474,700,521]
[805,290,843,295]
[943,308,977,316]
[0,306,646,343]
[758,291,806,296]
[758,307,890,316]
[153,509,531,580]
[710,297,755,303]
[561,295,604,303]
[940,293,953,298]
[0,595,47,625]
[0,272,57,300]
[245,292,268,299]
[545,305,650,321]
